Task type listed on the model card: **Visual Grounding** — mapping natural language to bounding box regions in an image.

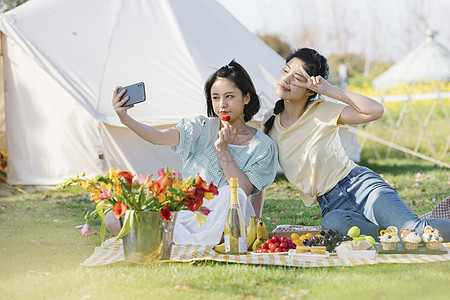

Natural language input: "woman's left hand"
[293,66,333,95]
[215,121,233,151]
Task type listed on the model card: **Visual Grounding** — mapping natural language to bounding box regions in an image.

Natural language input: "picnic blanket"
[82,238,450,267]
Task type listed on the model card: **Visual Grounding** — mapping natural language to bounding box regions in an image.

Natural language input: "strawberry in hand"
[221,114,230,121]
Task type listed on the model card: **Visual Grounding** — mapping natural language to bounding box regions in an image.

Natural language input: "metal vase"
[122,211,178,263]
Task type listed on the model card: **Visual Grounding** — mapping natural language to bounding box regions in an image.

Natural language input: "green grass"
[1,159,449,299]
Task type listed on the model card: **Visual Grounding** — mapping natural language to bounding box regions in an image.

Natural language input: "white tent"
[0,0,358,187]
[373,30,450,90]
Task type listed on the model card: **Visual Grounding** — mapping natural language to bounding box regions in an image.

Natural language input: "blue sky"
[218,0,450,62]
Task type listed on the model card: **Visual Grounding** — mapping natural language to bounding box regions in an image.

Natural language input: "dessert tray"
[375,242,448,255]
[288,249,330,260]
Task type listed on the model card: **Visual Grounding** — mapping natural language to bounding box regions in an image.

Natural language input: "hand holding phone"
[117,82,146,107]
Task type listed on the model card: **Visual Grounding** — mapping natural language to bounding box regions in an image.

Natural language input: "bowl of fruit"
[253,235,297,254]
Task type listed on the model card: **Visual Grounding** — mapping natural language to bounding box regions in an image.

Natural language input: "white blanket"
[173,186,255,246]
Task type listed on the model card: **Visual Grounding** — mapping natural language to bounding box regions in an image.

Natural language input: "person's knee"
[321,209,352,234]
[321,209,350,230]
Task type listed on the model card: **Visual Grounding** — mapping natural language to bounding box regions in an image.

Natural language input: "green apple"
[364,235,376,246]
[347,226,360,237]
[353,236,365,242]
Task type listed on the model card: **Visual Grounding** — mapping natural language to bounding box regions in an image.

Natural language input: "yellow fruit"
[214,243,226,254]
[293,239,303,246]
[252,238,263,251]
[291,233,300,240]
[246,216,257,250]
[305,233,314,239]
[256,217,266,240]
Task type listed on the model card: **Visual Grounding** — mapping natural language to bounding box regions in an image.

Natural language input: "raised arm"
[297,66,384,125]
[112,86,179,146]
[214,122,255,195]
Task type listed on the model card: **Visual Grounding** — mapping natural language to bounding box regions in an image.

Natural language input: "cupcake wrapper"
[403,241,419,250]
[425,241,441,250]
[381,241,398,251]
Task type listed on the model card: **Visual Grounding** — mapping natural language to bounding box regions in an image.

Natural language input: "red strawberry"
[221,114,230,121]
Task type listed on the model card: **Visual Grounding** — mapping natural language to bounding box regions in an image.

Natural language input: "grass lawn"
[1,158,449,299]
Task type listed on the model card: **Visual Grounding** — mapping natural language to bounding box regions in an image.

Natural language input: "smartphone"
[117,82,146,107]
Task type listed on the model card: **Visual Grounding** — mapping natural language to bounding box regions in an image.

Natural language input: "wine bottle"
[224,178,248,254]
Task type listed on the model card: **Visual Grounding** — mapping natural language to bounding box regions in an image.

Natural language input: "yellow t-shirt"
[264,99,357,207]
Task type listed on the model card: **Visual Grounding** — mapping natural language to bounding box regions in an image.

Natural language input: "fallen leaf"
[312,214,321,220]
[271,218,280,223]
[171,285,193,292]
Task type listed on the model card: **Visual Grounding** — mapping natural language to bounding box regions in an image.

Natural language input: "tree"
[257,34,292,58]
[0,0,27,13]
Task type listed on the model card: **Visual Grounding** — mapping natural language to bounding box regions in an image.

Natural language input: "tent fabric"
[373,31,450,90]
[0,0,358,186]
[0,0,284,185]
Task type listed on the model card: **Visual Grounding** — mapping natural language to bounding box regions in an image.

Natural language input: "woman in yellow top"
[259,48,450,241]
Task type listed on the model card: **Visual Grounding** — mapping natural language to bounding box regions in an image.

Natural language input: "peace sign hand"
[293,66,332,96]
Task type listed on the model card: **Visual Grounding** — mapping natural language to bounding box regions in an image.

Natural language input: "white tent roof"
[0,0,283,127]
[373,30,450,90]
[0,0,359,186]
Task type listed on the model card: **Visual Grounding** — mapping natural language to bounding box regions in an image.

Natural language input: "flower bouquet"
[57,167,218,241]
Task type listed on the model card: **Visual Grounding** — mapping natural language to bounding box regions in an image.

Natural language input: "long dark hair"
[204,60,260,122]
[263,48,329,134]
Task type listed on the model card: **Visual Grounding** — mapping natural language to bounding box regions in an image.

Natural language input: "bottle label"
[224,234,231,253]
[238,237,247,253]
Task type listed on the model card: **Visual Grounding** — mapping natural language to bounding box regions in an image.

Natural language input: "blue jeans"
[319,166,450,241]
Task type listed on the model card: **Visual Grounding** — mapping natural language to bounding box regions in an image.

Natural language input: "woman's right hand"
[112,86,133,122]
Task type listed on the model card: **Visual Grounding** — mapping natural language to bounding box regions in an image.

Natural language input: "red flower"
[199,206,211,216]
[119,171,134,188]
[113,202,128,218]
[160,205,171,221]
[207,182,219,195]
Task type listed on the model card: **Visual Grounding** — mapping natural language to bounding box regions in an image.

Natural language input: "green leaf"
[137,188,146,210]
[115,210,135,240]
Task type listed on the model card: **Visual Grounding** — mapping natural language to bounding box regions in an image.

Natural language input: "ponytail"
[263,99,284,134]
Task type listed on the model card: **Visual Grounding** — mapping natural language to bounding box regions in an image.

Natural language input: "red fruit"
[262,241,270,249]
[256,248,263,253]
[221,114,230,121]
[274,247,282,253]
[262,248,269,253]
[280,236,287,242]
[269,243,277,251]
[281,248,287,252]
[280,242,287,249]
[268,249,274,253]
[271,235,280,243]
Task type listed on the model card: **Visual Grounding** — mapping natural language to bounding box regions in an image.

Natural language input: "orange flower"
[113,202,128,218]
[119,171,134,188]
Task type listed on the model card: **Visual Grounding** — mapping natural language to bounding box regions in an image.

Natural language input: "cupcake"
[400,228,421,250]
[422,226,443,250]
[378,226,400,250]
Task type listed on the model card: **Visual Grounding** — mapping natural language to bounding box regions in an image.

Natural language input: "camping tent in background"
[373,30,450,90]
[0,0,359,187]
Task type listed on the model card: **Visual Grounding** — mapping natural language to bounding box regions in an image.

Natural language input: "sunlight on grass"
[1,159,449,299]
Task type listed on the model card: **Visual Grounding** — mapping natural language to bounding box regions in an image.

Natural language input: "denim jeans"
[319,166,450,241]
